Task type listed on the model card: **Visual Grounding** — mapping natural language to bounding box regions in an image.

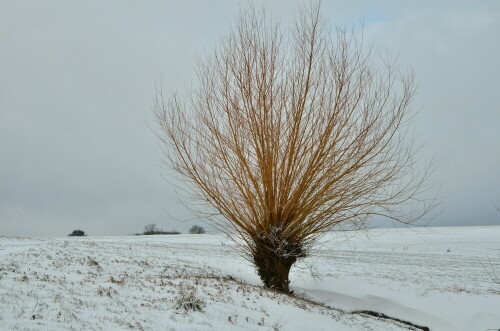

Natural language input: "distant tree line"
[67,224,207,237]
[141,224,180,235]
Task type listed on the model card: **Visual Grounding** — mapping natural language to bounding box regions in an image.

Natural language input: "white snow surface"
[1,226,499,330]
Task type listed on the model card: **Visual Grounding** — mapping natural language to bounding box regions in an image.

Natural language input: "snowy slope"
[0,226,499,330]
[293,226,500,331]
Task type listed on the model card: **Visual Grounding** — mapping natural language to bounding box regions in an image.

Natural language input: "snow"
[294,226,500,331]
[1,226,499,330]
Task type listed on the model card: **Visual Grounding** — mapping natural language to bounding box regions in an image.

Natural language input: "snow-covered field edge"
[1,226,499,330]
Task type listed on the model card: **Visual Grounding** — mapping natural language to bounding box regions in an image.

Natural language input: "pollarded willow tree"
[154,3,435,292]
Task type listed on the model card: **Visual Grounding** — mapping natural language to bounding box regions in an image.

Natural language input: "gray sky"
[1,0,499,237]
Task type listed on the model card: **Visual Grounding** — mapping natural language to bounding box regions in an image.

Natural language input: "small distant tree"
[68,230,86,237]
[189,225,206,234]
[143,224,160,235]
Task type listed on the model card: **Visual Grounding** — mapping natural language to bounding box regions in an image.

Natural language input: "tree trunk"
[254,253,296,293]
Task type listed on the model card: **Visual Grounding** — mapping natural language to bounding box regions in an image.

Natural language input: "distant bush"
[68,230,86,237]
[142,223,180,235]
[189,225,205,234]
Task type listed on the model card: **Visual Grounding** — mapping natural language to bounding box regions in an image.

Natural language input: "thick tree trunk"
[252,227,305,292]
[253,253,297,293]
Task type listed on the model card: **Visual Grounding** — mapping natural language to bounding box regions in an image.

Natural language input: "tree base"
[252,227,306,292]
[254,254,296,292]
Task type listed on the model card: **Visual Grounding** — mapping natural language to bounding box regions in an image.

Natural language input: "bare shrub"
[154,3,436,292]
[87,257,101,271]
[174,284,205,312]
[485,258,500,285]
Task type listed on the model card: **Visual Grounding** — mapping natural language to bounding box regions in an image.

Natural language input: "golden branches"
[154,3,436,257]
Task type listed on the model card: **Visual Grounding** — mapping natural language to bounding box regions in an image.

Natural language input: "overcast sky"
[1,0,499,237]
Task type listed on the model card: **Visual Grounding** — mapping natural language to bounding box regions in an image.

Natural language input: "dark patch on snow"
[352,310,430,331]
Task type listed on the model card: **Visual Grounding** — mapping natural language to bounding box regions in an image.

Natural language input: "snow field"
[0,226,499,330]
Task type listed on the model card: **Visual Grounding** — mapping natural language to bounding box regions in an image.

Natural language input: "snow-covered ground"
[1,226,499,330]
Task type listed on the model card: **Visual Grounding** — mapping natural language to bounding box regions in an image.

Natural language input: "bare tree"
[189,225,206,234]
[154,3,435,292]
[143,224,159,235]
